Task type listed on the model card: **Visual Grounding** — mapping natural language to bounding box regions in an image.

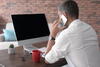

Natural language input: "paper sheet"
[38,47,46,53]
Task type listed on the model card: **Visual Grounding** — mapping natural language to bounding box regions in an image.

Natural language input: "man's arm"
[45,19,61,55]
[45,40,55,55]
[45,18,66,64]
[45,19,60,63]
[45,39,55,64]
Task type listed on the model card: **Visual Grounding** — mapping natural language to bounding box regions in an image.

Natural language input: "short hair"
[58,0,79,19]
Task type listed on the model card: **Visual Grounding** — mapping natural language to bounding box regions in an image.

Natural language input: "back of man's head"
[59,0,79,19]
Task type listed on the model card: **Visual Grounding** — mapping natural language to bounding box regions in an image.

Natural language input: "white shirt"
[45,19,100,67]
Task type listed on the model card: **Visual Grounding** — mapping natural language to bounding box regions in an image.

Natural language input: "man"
[45,0,100,67]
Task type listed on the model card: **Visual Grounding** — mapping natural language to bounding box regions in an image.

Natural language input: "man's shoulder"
[72,19,93,31]
[78,20,91,27]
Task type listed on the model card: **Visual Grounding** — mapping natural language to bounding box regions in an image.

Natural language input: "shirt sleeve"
[45,31,71,64]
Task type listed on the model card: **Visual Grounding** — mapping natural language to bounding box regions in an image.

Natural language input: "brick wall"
[0,0,100,43]
[0,0,63,33]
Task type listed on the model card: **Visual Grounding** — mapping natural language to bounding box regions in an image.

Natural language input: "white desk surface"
[0,41,19,50]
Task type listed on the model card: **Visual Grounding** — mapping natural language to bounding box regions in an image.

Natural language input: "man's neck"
[65,17,78,27]
[68,17,77,25]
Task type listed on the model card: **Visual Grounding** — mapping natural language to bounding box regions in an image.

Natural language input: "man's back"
[63,19,100,67]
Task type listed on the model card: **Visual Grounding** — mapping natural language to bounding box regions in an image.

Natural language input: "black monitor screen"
[11,14,50,41]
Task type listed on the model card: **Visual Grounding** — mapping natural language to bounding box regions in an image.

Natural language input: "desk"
[0,41,67,67]
[0,41,18,50]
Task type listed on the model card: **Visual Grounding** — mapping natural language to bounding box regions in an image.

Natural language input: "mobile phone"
[58,15,67,27]
[61,15,67,25]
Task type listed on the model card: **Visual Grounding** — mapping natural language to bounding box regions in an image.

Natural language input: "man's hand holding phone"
[50,17,66,39]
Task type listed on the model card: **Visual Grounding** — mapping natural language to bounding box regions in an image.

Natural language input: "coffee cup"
[32,50,42,62]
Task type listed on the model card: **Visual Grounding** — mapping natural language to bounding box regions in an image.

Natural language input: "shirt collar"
[68,19,80,28]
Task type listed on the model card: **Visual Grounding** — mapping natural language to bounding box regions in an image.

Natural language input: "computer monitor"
[11,14,50,53]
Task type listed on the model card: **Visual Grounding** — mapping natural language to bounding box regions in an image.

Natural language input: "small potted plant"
[8,44,15,55]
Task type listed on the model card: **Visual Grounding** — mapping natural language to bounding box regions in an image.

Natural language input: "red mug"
[32,50,41,62]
